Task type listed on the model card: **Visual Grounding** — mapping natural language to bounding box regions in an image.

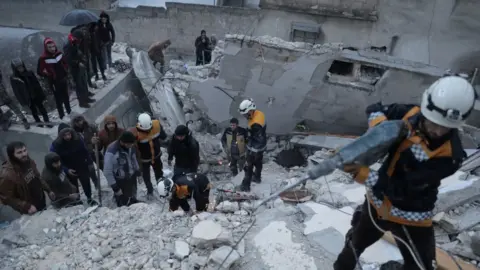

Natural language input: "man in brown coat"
[0,141,55,215]
[98,115,124,153]
[147,39,171,73]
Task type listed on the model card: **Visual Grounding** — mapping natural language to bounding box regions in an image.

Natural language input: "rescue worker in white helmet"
[235,98,267,192]
[333,76,474,270]
[130,113,167,200]
[157,172,211,214]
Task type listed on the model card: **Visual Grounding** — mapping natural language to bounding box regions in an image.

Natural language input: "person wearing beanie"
[167,125,200,176]
[103,131,142,207]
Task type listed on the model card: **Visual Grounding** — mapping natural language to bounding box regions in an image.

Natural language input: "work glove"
[133,170,142,178]
[343,164,362,177]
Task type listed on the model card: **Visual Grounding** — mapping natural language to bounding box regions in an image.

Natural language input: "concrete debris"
[190,220,234,248]
[174,240,190,259]
[216,201,240,213]
[207,245,241,269]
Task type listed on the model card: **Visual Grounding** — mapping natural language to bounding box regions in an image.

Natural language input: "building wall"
[259,0,379,21]
[1,0,479,70]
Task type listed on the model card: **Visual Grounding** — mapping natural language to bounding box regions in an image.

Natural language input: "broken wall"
[259,0,378,20]
[2,0,480,70]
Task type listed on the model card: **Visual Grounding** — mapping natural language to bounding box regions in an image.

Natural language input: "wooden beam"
[382,232,477,270]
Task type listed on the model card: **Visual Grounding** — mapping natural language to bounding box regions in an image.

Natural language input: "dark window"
[328,60,354,76]
[359,65,386,85]
[292,30,318,44]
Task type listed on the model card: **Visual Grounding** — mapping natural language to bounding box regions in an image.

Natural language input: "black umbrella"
[59,9,99,26]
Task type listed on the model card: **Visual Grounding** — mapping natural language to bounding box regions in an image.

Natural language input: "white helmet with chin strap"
[157,178,174,197]
[137,113,152,131]
[238,98,256,115]
[420,76,476,129]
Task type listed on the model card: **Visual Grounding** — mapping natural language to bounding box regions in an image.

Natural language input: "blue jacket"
[50,127,93,174]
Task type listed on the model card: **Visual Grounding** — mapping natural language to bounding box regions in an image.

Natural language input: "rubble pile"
[0,201,256,270]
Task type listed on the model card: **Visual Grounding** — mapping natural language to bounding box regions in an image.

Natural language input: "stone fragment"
[208,246,240,269]
[174,240,190,259]
[216,201,239,213]
[190,220,233,248]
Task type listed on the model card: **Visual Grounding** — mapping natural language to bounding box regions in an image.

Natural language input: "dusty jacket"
[147,40,171,64]
[71,114,99,154]
[41,153,76,207]
[353,103,464,227]
[98,115,124,152]
[167,133,200,171]
[103,141,140,186]
[50,124,93,173]
[10,59,45,107]
[37,38,68,82]
[130,119,167,162]
[221,127,248,158]
[247,110,267,152]
[171,173,210,200]
[0,159,51,214]
[97,11,115,44]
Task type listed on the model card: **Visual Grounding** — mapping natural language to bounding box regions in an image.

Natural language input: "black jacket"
[167,134,200,171]
[367,102,464,212]
[50,125,94,173]
[97,12,115,44]
[10,60,45,106]
[64,30,87,70]
[195,36,211,54]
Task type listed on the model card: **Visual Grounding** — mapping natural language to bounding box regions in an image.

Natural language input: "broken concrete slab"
[190,220,233,248]
[439,206,480,233]
[436,173,480,213]
[305,227,345,256]
[290,134,356,150]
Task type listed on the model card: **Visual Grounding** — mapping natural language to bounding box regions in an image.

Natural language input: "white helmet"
[421,76,475,128]
[239,98,256,115]
[137,113,152,131]
[157,178,174,197]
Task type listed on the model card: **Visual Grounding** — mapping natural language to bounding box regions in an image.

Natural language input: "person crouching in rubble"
[221,117,248,176]
[157,172,211,214]
[236,98,267,192]
[333,76,474,270]
[167,125,200,176]
[41,153,82,209]
[130,113,168,200]
[147,39,171,74]
[0,141,55,215]
[104,131,142,207]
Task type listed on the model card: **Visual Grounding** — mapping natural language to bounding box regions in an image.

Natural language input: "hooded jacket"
[64,30,86,69]
[10,59,45,107]
[0,157,51,214]
[103,140,140,187]
[37,38,68,82]
[147,40,171,64]
[50,123,93,173]
[71,114,99,154]
[41,153,77,208]
[97,12,115,44]
[98,115,124,152]
[167,130,200,171]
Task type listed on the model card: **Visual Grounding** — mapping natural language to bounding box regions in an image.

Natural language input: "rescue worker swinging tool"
[217,76,475,270]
